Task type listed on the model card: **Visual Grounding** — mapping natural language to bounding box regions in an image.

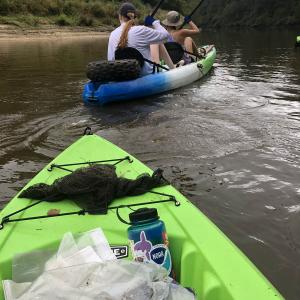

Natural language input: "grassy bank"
[0,0,151,28]
[0,0,299,28]
[0,0,194,28]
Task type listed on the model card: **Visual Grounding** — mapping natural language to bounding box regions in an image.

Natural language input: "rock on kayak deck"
[82,46,216,105]
[0,131,283,300]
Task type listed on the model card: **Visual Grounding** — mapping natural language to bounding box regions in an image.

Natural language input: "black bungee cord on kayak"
[0,194,180,230]
[50,127,133,172]
[48,156,133,173]
[0,159,179,230]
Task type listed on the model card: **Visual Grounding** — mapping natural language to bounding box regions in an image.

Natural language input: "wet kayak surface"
[0,29,299,299]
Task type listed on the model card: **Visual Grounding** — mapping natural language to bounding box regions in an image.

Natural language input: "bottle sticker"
[131,231,172,275]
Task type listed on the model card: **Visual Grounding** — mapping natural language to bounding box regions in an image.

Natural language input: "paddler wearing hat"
[162,11,201,64]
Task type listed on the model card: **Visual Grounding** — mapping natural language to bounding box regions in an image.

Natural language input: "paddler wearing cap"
[162,11,201,64]
[107,2,176,75]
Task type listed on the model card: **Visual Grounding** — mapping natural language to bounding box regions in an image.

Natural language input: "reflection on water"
[0,30,300,299]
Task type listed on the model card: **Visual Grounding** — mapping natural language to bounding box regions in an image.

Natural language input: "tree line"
[194,0,300,27]
[0,0,299,27]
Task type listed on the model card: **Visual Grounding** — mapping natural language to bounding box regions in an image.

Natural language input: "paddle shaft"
[150,0,165,17]
[178,0,206,29]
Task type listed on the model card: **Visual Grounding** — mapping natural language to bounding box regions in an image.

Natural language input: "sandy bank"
[0,25,111,40]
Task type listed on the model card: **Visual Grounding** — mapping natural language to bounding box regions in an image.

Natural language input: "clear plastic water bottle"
[127,207,173,276]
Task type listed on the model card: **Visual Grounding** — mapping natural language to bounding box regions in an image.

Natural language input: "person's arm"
[152,20,169,36]
[107,34,115,61]
[179,21,201,37]
[136,19,169,46]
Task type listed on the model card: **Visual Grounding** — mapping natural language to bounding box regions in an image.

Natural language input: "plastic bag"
[12,228,116,283]
[3,228,195,300]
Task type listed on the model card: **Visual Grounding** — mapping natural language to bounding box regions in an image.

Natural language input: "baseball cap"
[119,2,137,18]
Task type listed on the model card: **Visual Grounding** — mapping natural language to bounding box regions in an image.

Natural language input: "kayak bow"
[0,132,283,300]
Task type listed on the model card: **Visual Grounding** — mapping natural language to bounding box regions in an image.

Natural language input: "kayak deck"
[0,133,282,300]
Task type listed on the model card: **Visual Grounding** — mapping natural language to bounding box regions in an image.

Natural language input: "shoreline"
[0,25,111,40]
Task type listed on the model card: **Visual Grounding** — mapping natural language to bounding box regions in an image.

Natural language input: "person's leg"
[205,44,215,54]
[158,44,175,69]
[184,37,198,55]
[150,44,176,70]
[150,44,160,64]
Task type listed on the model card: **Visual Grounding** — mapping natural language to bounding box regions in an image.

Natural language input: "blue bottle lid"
[129,208,159,223]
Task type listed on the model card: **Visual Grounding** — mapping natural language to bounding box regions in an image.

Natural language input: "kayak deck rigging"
[48,155,133,172]
[0,196,180,230]
[0,155,180,229]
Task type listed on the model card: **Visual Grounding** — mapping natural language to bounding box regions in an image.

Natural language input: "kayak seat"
[115,47,145,68]
[165,42,204,64]
[164,42,185,64]
[115,47,169,73]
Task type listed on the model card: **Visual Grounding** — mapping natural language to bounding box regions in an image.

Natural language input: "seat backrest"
[164,42,184,64]
[115,47,145,67]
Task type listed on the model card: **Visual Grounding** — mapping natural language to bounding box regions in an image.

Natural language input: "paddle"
[178,0,207,29]
[150,0,165,17]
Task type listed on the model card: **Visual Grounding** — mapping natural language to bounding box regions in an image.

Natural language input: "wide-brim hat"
[162,11,184,27]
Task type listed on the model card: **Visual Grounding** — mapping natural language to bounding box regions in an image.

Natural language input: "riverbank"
[0,24,111,40]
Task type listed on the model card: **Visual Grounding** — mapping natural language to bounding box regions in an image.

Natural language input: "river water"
[0,29,299,299]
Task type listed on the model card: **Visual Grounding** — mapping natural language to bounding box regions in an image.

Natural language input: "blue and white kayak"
[82,46,216,105]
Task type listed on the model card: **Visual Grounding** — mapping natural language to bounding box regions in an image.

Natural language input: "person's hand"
[144,15,156,26]
[184,15,192,24]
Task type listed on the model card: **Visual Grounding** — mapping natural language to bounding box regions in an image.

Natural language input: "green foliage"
[55,14,72,26]
[0,0,10,15]
[47,0,64,16]
[0,0,298,27]
[62,1,83,16]
[194,0,300,26]
[0,16,23,26]
[78,13,94,26]
[142,0,183,12]
[90,2,106,18]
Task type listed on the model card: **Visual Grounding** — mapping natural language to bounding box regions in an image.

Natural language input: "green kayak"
[0,132,283,300]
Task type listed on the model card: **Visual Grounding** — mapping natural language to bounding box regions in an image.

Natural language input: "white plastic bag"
[3,228,195,300]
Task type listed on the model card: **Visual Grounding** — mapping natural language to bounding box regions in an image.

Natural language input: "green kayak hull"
[0,133,283,300]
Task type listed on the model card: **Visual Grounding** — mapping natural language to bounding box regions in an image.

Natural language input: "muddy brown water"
[0,29,299,299]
